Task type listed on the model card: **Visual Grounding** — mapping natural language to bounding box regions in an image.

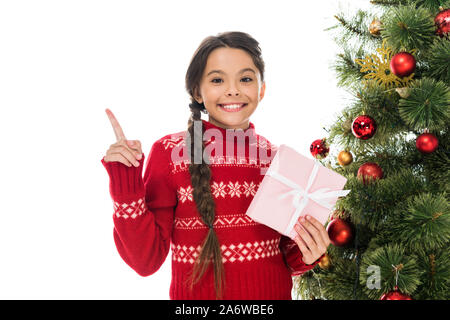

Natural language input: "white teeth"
[220,104,245,109]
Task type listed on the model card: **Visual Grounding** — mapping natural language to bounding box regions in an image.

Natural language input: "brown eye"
[211,78,222,83]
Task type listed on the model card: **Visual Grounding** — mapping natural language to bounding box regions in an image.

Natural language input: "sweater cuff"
[306,253,324,267]
[101,153,146,203]
[291,253,323,277]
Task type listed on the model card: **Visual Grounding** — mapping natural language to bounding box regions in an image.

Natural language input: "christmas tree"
[294,0,449,300]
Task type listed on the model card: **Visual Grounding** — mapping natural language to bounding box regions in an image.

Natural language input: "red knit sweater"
[101,119,319,300]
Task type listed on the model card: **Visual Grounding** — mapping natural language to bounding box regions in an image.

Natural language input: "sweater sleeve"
[101,140,177,277]
[279,235,322,276]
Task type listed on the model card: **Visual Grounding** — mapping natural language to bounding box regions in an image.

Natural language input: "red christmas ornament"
[326,218,354,247]
[416,132,439,154]
[351,115,377,140]
[310,138,329,159]
[380,286,413,300]
[357,162,384,185]
[390,52,416,78]
[435,8,450,38]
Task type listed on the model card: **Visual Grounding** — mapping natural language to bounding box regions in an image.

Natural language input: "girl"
[102,31,330,300]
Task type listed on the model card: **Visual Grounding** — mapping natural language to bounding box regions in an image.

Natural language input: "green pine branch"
[339,167,425,231]
[419,126,450,195]
[370,0,409,6]
[398,78,450,131]
[381,4,436,52]
[334,11,367,38]
[423,38,450,84]
[415,248,450,299]
[333,49,366,88]
[316,259,369,300]
[388,192,449,252]
[330,9,383,51]
[371,0,450,13]
[359,244,424,299]
[293,270,324,300]
[410,0,450,13]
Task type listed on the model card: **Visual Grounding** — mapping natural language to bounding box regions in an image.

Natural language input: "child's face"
[194,47,265,130]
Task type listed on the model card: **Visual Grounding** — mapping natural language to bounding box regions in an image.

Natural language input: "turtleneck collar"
[201,119,257,142]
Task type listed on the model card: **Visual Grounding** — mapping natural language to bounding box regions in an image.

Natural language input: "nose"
[225,83,240,96]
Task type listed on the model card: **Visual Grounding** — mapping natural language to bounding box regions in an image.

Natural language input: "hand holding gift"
[246,144,351,257]
[293,214,331,265]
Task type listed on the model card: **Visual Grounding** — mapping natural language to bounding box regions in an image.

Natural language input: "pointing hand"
[103,108,143,167]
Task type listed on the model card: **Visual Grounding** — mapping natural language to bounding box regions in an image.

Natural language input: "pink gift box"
[246,144,351,240]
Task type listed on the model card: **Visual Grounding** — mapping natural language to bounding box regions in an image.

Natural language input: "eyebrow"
[206,68,256,77]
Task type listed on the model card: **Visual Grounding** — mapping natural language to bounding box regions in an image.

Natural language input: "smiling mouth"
[217,103,248,112]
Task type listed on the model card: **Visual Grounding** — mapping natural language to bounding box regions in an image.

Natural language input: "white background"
[0,0,372,299]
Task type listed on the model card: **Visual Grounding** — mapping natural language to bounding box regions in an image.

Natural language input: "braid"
[185,101,226,300]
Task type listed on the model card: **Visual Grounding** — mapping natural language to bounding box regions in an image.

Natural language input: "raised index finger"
[105,108,126,141]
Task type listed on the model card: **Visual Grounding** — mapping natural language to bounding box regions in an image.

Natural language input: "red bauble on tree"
[357,162,384,185]
[416,132,439,154]
[310,138,329,159]
[326,218,354,247]
[380,286,413,300]
[435,8,450,38]
[390,52,416,78]
[352,115,377,140]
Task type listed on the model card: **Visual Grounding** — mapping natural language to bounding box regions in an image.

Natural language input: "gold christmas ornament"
[369,18,382,36]
[337,150,353,166]
[355,39,416,89]
[319,253,331,270]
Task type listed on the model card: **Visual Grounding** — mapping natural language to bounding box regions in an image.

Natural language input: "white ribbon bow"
[265,159,351,235]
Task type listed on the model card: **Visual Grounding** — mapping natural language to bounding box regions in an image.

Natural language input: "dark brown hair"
[184,31,265,299]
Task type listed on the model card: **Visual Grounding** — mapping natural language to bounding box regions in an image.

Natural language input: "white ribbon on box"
[265,159,351,235]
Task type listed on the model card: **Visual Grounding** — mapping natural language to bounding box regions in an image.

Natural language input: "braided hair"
[184,31,265,300]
